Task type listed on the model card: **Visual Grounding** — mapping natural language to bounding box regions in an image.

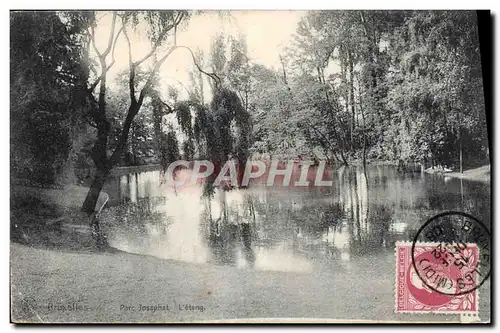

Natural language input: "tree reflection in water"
[101,196,170,254]
[102,165,490,271]
[203,189,257,268]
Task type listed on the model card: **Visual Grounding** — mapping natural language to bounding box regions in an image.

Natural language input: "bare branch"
[117,11,188,106]
[306,121,337,154]
[90,25,102,58]
[137,44,222,106]
[84,34,99,80]
[279,53,289,86]
[155,97,175,115]
[88,77,101,93]
[87,25,103,93]
[134,37,165,67]
[86,89,98,105]
[102,12,118,58]
[163,76,191,96]
[180,45,222,90]
[122,25,136,103]
[89,12,118,80]
[122,25,133,66]
[133,12,184,66]
[106,26,123,71]
[137,45,178,105]
[89,63,99,78]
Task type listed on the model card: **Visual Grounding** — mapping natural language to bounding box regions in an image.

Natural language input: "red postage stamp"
[395,242,479,314]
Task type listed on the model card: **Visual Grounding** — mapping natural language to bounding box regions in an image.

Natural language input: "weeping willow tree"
[152,80,252,198]
[140,32,253,239]
[156,87,252,190]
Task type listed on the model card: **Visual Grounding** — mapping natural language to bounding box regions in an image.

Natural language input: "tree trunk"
[81,167,110,215]
[340,51,351,149]
[339,150,349,167]
[279,54,289,87]
[323,88,349,160]
[82,103,140,213]
[348,49,355,152]
[152,102,163,159]
[362,138,367,170]
[359,11,380,120]
[459,129,463,173]
[358,76,368,172]
[458,111,463,174]
[361,111,367,171]
[332,151,341,164]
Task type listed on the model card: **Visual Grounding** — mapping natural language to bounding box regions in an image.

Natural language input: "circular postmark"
[411,211,491,296]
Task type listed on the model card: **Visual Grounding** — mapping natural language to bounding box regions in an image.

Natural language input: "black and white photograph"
[9,9,491,323]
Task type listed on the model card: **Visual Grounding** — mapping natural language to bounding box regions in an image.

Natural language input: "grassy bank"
[444,165,490,183]
[11,184,92,212]
[10,184,105,251]
[12,242,488,323]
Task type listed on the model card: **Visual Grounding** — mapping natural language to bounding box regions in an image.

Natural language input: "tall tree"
[10,11,89,184]
[81,11,189,213]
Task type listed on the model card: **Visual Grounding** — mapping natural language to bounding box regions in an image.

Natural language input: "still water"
[100,165,491,273]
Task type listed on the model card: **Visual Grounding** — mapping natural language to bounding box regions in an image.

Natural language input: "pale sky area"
[93,11,306,101]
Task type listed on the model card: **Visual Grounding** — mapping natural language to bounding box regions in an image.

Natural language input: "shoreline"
[443,165,490,183]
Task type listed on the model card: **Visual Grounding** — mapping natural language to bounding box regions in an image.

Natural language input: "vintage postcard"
[10,10,491,323]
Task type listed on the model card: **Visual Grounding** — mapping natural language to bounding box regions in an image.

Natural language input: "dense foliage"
[250,11,488,170]
[10,11,89,184]
[11,10,489,193]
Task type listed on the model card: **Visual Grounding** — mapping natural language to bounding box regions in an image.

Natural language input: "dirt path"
[10,243,489,323]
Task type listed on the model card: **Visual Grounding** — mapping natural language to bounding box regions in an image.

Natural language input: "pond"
[100,164,491,274]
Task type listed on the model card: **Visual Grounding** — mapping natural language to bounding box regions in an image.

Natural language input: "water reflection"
[101,165,490,273]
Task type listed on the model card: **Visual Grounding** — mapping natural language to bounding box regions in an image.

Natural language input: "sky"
[93,11,306,101]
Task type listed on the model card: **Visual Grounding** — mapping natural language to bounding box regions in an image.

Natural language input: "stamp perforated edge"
[394,241,479,316]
